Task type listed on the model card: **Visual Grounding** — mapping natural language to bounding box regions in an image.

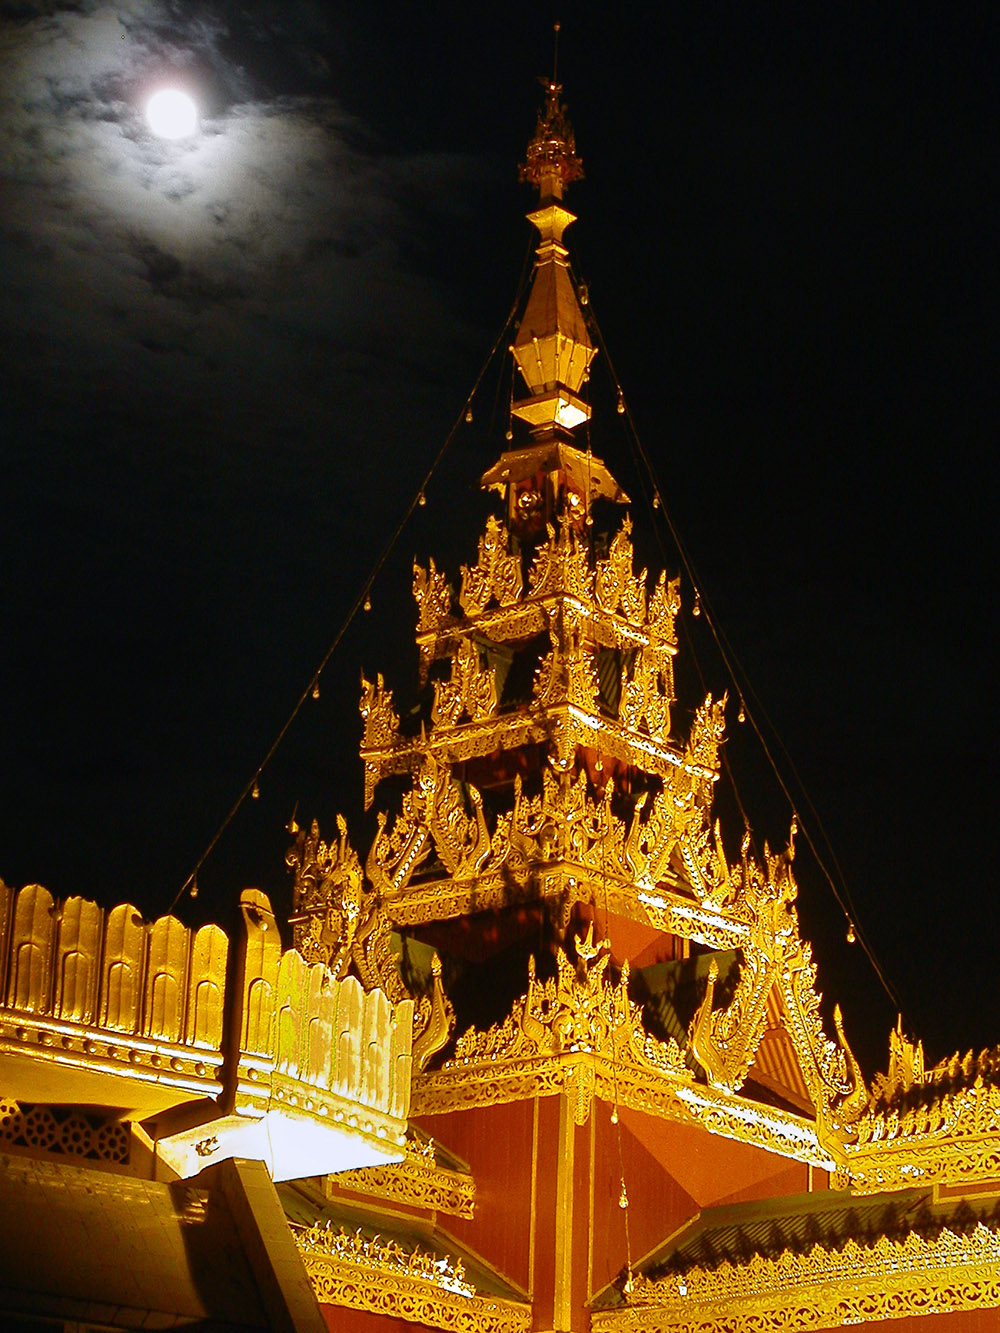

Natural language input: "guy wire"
[584,302,908,1023]
[168,277,531,916]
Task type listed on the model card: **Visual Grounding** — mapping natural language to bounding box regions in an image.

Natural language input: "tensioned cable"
[596,795,635,1294]
[576,276,758,854]
[167,267,533,916]
[584,301,908,1022]
[613,413,761,853]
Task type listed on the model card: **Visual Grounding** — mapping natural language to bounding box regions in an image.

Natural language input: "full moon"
[146,89,198,139]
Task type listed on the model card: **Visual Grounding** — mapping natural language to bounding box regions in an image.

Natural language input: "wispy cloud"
[1,1,481,454]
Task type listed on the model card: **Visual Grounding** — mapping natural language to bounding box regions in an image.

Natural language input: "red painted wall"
[415,1099,534,1295]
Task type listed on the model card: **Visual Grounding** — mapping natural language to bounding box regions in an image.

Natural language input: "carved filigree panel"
[604,1225,1000,1333]
[298,1224,531,1333]
[459,514,523,617]
[413,557,453,632]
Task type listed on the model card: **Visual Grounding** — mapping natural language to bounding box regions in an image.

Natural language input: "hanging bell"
[505,427,514,441]
[610,1106,618,1125]
[363,597,372,612]
[188,876,199,900]
[418,492,426,507]
[738,701,746,724]
[464,406,474,423]
[846,921,856,944]
[616,391,625,415]
[251,779,260,800]
[312,680,320,700]
[692,591,702,617]
[618,1184,629,1209]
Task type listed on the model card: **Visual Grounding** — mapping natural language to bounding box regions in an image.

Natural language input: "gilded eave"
[595,1224,1000,1333]
[296,1222,531,1333]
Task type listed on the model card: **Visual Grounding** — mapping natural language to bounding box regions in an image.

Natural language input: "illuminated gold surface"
[362,515,690,808]
[286,813,454,1069]
[315,72,1000,1327]
[330,1132,476,1218]
[599,1224,1000,1332]
[0,880,226,1113]
[297,1223,531,1332]
[0,880,413,1179]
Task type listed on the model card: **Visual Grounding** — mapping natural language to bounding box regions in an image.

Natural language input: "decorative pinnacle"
[519,74,583,200]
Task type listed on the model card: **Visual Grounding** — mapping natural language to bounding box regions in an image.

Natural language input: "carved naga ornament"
[287,815,452,1071]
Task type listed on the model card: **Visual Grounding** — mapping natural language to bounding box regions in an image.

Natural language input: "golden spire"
[511,68,595,435]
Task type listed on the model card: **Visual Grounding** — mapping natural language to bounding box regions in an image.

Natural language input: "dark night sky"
[1,2,996,1074]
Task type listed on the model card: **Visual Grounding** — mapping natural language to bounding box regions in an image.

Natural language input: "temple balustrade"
[0,880,413,1181]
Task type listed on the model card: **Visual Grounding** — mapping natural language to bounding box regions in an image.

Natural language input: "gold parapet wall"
[0,880,227,1114]
[0,882,414,1181]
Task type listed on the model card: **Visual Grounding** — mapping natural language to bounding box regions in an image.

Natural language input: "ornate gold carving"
[286,801,455,1066]
[367,756,488,904]
[304,1261,530,1333]
[689,955,772,1095]
[413,557,453,632]
[619,647,673,740]
[603,1225,1000,1333]
[417,930,687,1126]
[595,517,639,618]
[647,569,682,644]
[299,1222,473,1293]
[685,692,727,771]
[298,1224,531,1333]
[664,1081,830,1167]
[331,1133,476,1218]
[360,673,399,807]
[841,1054,1000,1194]
[528,518,592,601]
[0,1095,129,1164]
[872,1016,927,1102]
[520,78,583,191]
[288,816,377,978]
[459,514,523,617]
[360,672,398,750]
[368,753,722,935]
[622,784,699,896]
[532,606,599,740]
[412,952,453,1073]
[432,639,497,729]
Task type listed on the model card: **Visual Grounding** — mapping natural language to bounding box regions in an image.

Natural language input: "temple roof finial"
[506,49,595,440]
[519,33,583,204]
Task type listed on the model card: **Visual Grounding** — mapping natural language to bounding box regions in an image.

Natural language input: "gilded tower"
[293,78,1000,1333]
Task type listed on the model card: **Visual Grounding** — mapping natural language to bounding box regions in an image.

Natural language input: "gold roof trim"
[329,1132,476,1218]
[838,1073,1000,1194]
[298,1223,531,1333]
[480,441,626,503]
[410,928,835,1169]
[597,1223,1000,1332]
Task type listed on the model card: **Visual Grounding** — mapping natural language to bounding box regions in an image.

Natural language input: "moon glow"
[146,89,197,139]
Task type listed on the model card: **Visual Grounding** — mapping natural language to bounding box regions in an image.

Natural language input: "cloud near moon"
[0,0,484,459]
